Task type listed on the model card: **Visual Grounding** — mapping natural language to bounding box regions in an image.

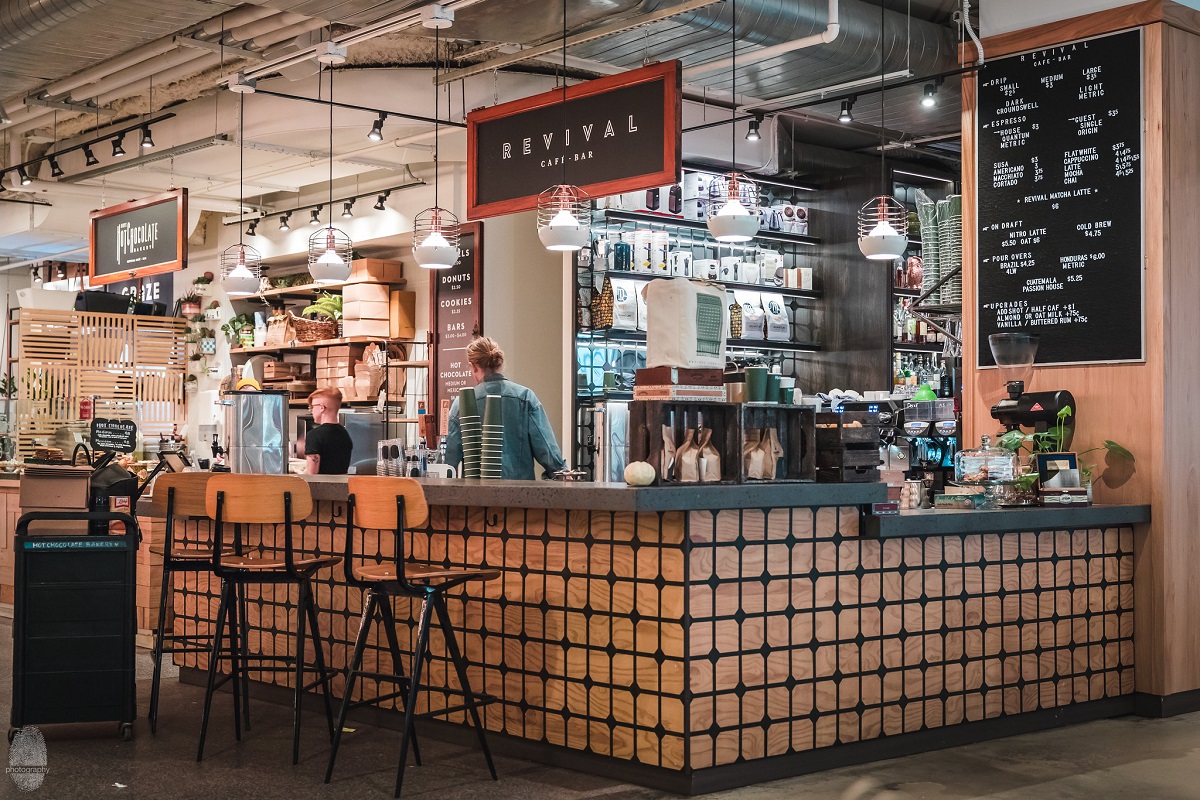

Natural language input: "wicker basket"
[289,311,338,343]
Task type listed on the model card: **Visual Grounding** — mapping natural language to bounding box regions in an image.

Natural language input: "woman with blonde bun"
[444,337,567,479]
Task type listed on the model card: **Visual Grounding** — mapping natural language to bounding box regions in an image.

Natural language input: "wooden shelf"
[234,279,408,301]
[893,287,922,297]
[579,329,821,353]
[229,336,421,356]
[590,270,821,300]
[893,341,945,353]
[288,398,396,408]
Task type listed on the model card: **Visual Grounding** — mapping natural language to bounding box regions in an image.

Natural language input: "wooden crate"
[629,401,740,484]
[815,410,883,484]
[740,403,816,482]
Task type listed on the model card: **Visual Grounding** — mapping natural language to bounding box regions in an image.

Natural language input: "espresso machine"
[987,333,1076,447]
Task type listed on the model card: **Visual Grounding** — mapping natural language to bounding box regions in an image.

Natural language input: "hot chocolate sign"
[467,61,681,219]
[90,188,186,286]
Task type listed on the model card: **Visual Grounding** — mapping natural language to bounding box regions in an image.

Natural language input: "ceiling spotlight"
[921,78,942,109]
[310,208,322,226]
[111,135,126,158]
[32,267,42,285]
[246,220,258,236]
[56,263,66,280]
[279,213,291,231]
[83,145,99,166]
[745,115,762,142]
[342,201,354,218]
[17,166,31,186]
[838,97,854,124]
[0,173,6,191]
[367,113,386,141]
[373,191,390,211]
[49,157,63,178]
[140,125,154,149]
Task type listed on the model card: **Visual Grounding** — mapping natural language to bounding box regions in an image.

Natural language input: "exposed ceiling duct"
[0,0,112,51]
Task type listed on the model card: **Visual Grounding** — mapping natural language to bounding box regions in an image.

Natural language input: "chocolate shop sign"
[90,188,187,286]
[467,61,681,219]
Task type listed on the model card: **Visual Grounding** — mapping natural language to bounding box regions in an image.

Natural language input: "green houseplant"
[996,405,1134,500]
[303,293,343,337]
[222,314,252,348]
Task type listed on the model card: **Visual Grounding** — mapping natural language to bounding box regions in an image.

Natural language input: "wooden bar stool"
[324,476,500,797]
[197,474,341,764]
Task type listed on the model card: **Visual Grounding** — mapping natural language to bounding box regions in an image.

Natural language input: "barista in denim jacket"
[444,337,568,480]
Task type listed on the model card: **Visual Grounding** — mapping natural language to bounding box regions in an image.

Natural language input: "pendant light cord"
[730,0,737,164]
[560,0,568,186]
[239,91,245,243]
[328,64,334,228]
[434,24,440,210]
[879,0,886,194]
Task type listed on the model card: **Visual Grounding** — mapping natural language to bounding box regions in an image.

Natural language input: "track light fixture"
[839,97,855,124]
[49,157,63,178]
[367,113,386,141]
[32,266,42,285]
[83,145,99,166]
[56,263,66,280]
[310,208,322,226]
[0,173,6,191]
[111,135,126,158]
[140,125,154,149]
[342,201,354,218]
[921,77,942,109]
[246,220,258,236]
[17,166,31,186]
[373,193,387,210]
[745,114,762,142]
[279,213,290,231]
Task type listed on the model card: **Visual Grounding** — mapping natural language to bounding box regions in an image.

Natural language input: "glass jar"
[954,435,1019,509]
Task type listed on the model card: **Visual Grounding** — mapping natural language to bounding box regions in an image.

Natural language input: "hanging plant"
[302,293,343,321]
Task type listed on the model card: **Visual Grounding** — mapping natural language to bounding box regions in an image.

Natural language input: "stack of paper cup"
[481,394,505,479]
[459,388,482,479]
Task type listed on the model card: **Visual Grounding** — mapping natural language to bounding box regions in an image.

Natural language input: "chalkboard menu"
[90,189,186,286]
[91,418,138,453]
[977,30,1143,367]
[432,224,483,436]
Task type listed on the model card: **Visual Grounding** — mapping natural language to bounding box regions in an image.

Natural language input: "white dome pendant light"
[857,0,908,261]
[536,0,589,253]
[706,0,759,244]
[221,93,262,298]
[413,17,460,269]
[308,60,352,284]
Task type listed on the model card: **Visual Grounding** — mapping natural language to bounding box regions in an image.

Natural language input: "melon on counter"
[624,461,656,486]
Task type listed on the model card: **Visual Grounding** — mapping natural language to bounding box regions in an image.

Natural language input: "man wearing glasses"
[304,388,353,475]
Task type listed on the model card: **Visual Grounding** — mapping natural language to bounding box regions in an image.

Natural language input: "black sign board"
[106,273,173,307]
[467,61,681,219]
[976,30,1143,367]
[90,189,187,286]
[431,223,483,436]
[91,418,138,453]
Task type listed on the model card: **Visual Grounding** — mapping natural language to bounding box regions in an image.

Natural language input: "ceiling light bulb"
[246,221,257,236]
[316,246,344,267]
[921,83,938,108]
[140,125,154,149]
[83,146,99,166]
[17,166,31,186]
[548,208,579,228]
[716,198,750,217]
[112,136,126,158]
[279,215,290,231]
[869,219,899,238]
[745,117,761,142]
[49,157,63,178]
[310,209,322,226]
[342,202,353,218]
[838,99,853,124]
[367,114,385,141]
[420,230,450,249]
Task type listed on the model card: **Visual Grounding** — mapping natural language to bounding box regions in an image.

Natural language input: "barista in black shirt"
[304,388,353,475]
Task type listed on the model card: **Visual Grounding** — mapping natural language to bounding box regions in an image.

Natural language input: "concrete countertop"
[862,504,1152,538]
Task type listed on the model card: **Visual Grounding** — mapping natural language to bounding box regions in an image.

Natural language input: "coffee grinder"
[987,333,1076,446]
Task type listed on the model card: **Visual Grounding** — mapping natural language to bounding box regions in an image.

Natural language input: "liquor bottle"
[893,354,905,390]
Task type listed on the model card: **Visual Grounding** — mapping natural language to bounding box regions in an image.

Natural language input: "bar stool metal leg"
[227,582,244,743]
[197,580,233,762]
[149,564,173,734]
[324,590,378,783]
[292,581,310,766]
[302,580,337,741]
[377,595,422,767]
[394,594,435,798]
[433,592,497,780]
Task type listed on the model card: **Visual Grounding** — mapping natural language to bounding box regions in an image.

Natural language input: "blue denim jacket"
[444,373,567,480]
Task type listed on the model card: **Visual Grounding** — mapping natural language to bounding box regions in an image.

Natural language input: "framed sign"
[91,418,138,453]
[89,188,187,286]
[431,222,483,435]
[976,30,1143,366]
[467,61,682,219]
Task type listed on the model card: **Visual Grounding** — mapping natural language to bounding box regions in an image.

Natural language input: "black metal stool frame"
[324,492,498,797]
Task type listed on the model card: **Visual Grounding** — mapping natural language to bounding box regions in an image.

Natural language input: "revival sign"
[89,188,187,286]
[467,61,681,219]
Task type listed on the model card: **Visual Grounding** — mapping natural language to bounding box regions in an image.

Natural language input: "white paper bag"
[643,278,728,369]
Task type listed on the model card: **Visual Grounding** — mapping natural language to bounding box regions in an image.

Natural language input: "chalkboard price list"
[977,29,1144,366]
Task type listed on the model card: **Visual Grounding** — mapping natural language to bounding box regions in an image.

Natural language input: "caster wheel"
[119,723,133,742]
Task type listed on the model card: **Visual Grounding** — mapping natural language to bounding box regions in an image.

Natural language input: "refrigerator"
[592,401,630,483]
[222,390,289,474]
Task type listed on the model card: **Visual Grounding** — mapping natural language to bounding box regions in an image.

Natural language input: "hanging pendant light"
[308,61,352,284]
[222,93,262,297]
[857,0,907,261]
[412,19,461,270]
[706,0,759,244]
[536,0,589,253]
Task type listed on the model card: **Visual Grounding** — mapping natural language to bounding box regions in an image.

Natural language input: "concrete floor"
[2,618,1199,799]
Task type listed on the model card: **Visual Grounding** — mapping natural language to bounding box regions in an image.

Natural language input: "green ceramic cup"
[745,366,768,402]
[767,374,782,403]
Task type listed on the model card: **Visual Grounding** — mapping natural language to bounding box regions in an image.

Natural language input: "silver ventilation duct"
[0,0,111,50]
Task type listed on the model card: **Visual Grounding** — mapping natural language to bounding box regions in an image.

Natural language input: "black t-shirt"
[305,423,353,474]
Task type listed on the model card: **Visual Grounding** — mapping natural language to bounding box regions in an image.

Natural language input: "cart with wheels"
[10,511,140,742]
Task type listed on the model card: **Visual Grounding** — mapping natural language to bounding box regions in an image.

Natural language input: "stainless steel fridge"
[222,390,289,474]
[592,401,629,483]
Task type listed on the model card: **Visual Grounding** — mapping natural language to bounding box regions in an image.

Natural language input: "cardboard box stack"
[342,281,390,339]
[316,343,366,399]
[19,465,92,535]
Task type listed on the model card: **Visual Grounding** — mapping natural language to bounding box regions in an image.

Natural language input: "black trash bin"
[9,511,140,742]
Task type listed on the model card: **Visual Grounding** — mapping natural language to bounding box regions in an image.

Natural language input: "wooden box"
[815,410,883,483]
[262,361,304,380]
[343,299,390,321]
[343,319,390,338]
[341,282,390,304]
[629,401,740,484]
[390,290,416,339]
[347,258,403,285]
[740,403,817,482]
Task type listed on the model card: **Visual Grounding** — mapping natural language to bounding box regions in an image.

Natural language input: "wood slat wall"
[16,310,187,456]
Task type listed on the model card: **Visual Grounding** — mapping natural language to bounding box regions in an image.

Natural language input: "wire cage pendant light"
[536,0,589,254]
[857,0,907,261]
[221,242,263,297]
[413,21,461,270]
[308,63,352,283]
[706,0,759,244]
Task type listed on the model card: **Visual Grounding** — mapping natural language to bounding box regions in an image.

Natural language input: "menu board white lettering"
[977,30,1143,366]
[432,226,482,436]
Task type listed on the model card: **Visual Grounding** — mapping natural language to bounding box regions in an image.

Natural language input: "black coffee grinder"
[987,333,1076,448]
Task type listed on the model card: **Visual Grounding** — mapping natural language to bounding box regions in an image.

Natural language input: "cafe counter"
[140,476,1148,794]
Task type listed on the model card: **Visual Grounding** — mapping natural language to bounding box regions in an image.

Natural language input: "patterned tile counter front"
[148,480,1144,794]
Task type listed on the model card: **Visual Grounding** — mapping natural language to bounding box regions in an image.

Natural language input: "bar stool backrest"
[205,474,314,523]
[149,472,214,559]
[346,476,429,530]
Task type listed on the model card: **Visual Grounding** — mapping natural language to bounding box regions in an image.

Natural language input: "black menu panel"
[977,29,1143,367]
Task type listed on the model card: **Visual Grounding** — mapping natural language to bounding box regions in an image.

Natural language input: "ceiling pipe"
[5,176,250,214]
[69,47,211,102]
[248,18,329,50]
[91,52,225,106]
[0,0,108,51]
[682,0,840,81]
[200,5,277,37]
[228,11,312,43]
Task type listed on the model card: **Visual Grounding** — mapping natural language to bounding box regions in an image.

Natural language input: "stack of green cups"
[459,388,482,479]
[481,394,505,479]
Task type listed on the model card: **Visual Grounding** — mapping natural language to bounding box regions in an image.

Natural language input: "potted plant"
[222,314,252,348]
[184,373,199,394]
[192,272,215,297]
[180,291,202,317]
[205,300,221,321]
[303,293,344,337]
[199,326,218,355]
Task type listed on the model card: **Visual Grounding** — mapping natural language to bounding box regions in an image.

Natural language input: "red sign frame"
[89,188,187,286]
[467,61,682,219]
